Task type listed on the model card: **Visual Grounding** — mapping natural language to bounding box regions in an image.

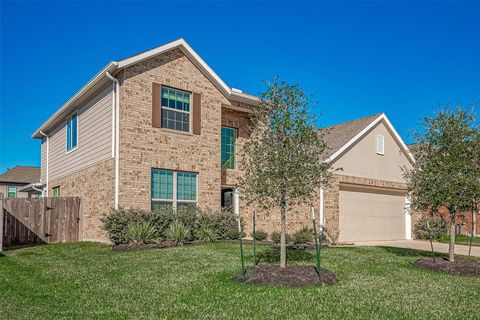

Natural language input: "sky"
[0,1,479,173]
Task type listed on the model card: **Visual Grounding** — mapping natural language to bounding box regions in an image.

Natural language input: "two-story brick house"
[33,39,415,243]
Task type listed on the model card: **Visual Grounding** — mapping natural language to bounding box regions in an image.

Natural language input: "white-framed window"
[7,186,16,198]
[66,112,78,152]
[161,87,191,132]
[151,169,197,210]
[376,135,385,155]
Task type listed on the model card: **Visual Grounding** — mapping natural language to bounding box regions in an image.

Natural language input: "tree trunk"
[280,204,287,268]
[448,207,456,262]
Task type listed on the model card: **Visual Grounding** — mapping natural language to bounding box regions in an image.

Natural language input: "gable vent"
[376,135,385,155]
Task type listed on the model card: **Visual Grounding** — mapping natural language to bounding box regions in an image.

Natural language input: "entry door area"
[338,185,407,243]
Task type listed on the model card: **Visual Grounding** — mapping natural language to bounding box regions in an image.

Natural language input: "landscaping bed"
[234,264,338,286]
[415,258,480,277]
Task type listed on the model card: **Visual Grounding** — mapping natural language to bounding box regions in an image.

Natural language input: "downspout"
[106,71,120,210]
[39,130,49,197]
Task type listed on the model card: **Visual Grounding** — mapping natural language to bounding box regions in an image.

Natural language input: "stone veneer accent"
[48,159,115,241]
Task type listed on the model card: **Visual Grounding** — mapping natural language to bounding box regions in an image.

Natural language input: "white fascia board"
[326,113,415,164]
[32,61,118,138]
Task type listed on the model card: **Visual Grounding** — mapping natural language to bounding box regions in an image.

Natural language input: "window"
[151,169,197,210]
[7,186,16,198]
[161,87,191,132]
[52,186,60,197]
[221,127,237,169]
[376,135,385,155]
[66,112,78,151]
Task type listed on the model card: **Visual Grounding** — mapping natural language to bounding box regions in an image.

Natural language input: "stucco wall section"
[48,159,115,241]
[332,121,413,183]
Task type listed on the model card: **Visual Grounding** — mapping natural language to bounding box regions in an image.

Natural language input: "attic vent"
[376,135,385,155]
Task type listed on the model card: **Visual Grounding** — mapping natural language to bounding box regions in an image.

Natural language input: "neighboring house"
[0,166,41,198]
[32,38,415,243]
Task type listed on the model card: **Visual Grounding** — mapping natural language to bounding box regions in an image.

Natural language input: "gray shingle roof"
[321,113,382,158]
[0,166,40,184]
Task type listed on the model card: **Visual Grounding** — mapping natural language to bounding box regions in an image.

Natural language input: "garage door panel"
[339,189,405,242]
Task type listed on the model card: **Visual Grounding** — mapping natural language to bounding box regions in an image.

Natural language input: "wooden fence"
[0,196,82,250]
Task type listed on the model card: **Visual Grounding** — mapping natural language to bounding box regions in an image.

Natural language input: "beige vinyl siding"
[332,122,412,183]
[47,85,113,182]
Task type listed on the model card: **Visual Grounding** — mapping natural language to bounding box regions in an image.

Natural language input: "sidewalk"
[354,239,480,257]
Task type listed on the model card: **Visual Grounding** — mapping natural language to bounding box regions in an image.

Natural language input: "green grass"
[1,243,479,319]
[437,234,480,247]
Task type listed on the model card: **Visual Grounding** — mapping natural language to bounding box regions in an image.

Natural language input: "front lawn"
[438,234,480,247]
[1,243,479,319]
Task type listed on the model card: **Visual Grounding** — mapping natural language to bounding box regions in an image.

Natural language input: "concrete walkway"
[354,239,480,257]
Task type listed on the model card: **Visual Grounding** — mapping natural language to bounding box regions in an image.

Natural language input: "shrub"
[101,208,133,245]
[251,229,268,241]
[270,231,292,244]
[292,227,314,244]
[166,220,191,245]
[195,224,217,243]
[198,209,242,240]
[126,221,158,244]
[414,217,448,240]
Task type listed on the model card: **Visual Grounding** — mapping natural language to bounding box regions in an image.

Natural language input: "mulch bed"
[233,264,338,287]
[415,258,480,277]
[113,241,198,251]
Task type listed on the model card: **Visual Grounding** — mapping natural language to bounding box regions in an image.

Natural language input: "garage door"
[339,185,406,242]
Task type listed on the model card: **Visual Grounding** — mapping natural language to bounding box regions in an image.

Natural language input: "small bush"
[101,208,133,245]
[292,227,314,244]
[251,230,268,241]
[198,209,242,240]
[270,231,292,244]
[195,224,217,243]
[166,220,191,245]
[126,221,157,244]
[414,218,448,240]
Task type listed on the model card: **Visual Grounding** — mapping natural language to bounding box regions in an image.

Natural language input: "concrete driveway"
[354,240,480,257]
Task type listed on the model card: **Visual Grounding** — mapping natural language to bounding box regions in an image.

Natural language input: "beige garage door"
[339,185,406,242]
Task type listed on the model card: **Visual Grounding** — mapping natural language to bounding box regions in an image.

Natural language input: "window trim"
[7,185,16,198]
[160,86,192,134]
[151,168,198,211]
[221,126,237,170]
[66,111,79,153]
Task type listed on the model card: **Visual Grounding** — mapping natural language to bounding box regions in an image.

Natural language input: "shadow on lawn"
[2,243,47,252]
[379,246,448,259]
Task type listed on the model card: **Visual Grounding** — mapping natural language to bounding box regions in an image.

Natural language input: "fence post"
[0,194,4,252]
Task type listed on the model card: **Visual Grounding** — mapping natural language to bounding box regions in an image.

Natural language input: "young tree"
[404,107,479,262]
[239,79,332,268]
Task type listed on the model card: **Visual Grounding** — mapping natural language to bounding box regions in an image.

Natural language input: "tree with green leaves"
[404,107,479,262]
[238,79,332,268]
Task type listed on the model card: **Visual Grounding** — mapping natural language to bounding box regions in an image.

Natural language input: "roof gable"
[32,39,258,138]
[322,113,415,164]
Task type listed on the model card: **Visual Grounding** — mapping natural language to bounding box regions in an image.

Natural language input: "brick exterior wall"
[48,159,115,241]
[117,48,231,212]
[420,206,479,236]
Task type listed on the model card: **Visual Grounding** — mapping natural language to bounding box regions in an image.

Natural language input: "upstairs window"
[151,169,197,210]
[376,135,385,155]
[66,112,78,151]
[7,186,16,198]
[161,87,191,132]
[221,127,237,169]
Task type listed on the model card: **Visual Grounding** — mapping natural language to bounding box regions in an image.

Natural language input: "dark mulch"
[113,241,198,251]
[415,258,480,277]
[233,264,338,287]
